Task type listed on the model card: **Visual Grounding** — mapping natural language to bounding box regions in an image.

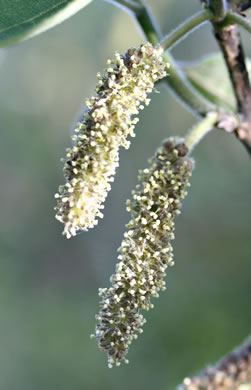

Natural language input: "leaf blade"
[0,0,92,47]
[183,53,251,112]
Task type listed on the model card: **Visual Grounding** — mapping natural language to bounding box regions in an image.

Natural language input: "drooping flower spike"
[55,43,168,238]
[179,338,251,390]
[92,138,194,367]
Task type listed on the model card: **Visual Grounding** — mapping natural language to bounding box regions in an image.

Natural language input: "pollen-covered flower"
[92,138,194,367]
[180,339,251,390]
[55,43,168,238]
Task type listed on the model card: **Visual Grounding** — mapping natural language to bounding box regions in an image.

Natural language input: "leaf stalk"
[185,111,219,151]
[159,9,213,51]
[226,10,251,33]
[134,1,216,116]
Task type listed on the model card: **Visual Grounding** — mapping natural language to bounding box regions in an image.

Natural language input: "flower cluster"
[92,138,193,367]
[180,339,251,390]
[55,43,168,238]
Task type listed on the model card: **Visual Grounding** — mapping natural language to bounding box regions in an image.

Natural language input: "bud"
[92,138,194,367]
[55,43,168,238]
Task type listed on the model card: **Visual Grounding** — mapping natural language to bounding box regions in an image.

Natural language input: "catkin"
[55,43,168,238]
[92,138,193,367]
[179,339,251,390]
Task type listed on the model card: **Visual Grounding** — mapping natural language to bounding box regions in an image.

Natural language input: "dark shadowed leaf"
[0,0,92,47]
[183,53,251,112]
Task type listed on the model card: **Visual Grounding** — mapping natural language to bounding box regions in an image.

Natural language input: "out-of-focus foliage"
[0,0,92,47]
[0,1,250,389]
[184,55,251,111]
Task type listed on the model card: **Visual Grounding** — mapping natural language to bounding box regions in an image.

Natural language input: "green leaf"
[183,53,251,112]
[0,0,92,47]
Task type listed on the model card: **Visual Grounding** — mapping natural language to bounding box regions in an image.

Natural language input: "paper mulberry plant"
[51,0,250,380]
[2,0,251,388]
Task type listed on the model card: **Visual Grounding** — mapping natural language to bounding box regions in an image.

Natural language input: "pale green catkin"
[92,138,194,367]
[179,339,251,390]
[55,43,168,239]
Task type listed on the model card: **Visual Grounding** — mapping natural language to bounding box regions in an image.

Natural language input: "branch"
[213,21,251,154]
[179,337,251,390]
[159,9,213,51]
[134,1,216,116]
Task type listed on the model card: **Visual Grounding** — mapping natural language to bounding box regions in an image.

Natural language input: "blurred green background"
[0,0,250,389]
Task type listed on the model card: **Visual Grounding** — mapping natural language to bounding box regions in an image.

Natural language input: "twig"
[106,0,251,153]
[134,1,216,116]
[159,9,213,51]
[226,10,251,34]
